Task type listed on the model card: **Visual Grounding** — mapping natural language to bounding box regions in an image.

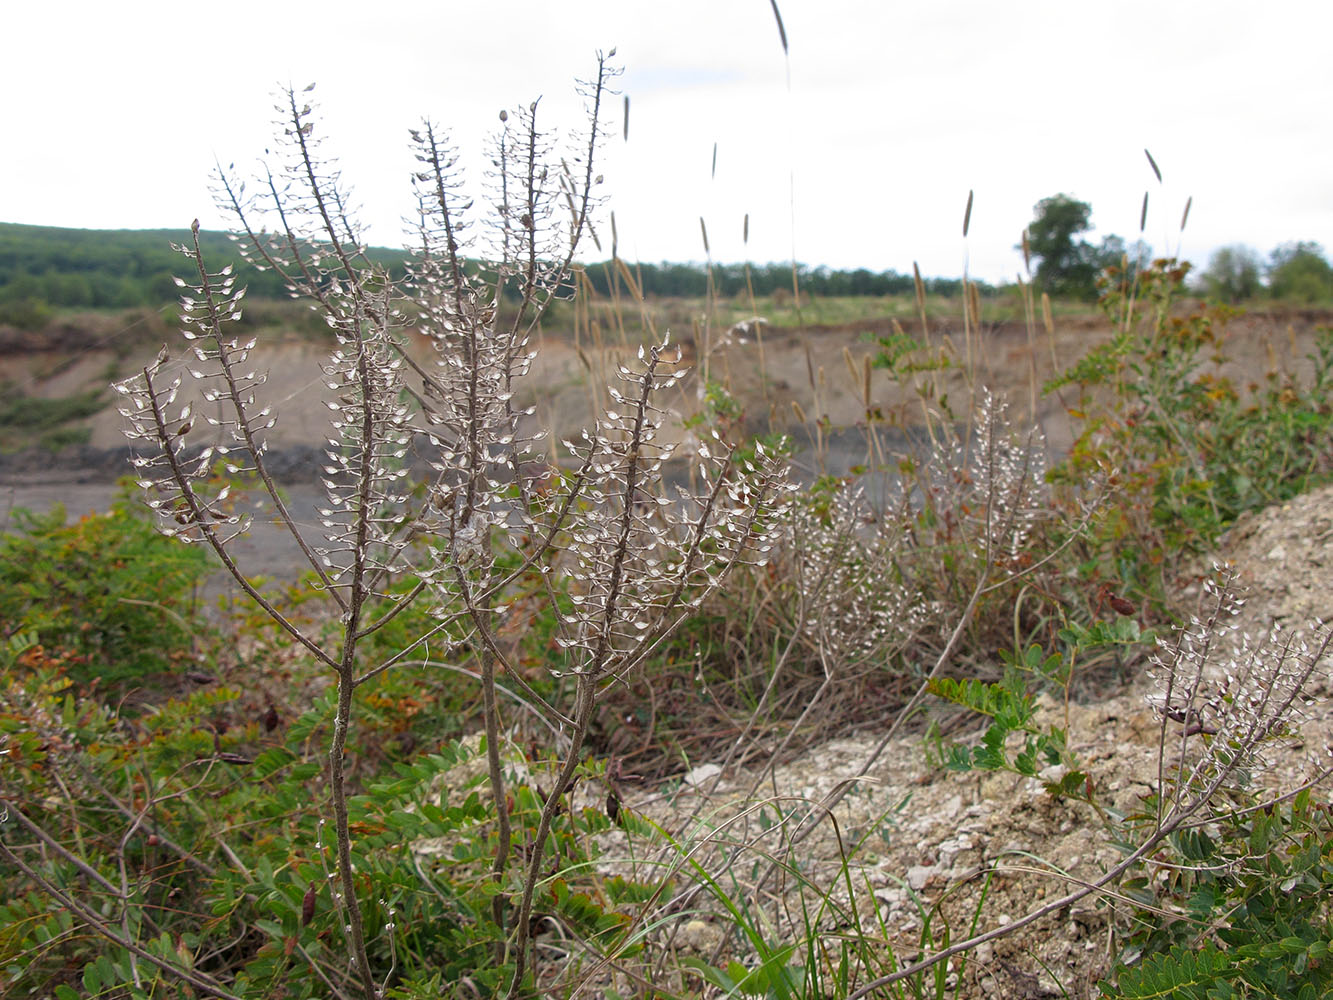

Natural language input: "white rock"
[682,762,723,787]
[1038,763,1068,784]
[678,918,723,953]
[906,864,937,890]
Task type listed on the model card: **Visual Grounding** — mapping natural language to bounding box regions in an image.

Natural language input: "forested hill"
[0,223,410,320]
[0,221,984,327]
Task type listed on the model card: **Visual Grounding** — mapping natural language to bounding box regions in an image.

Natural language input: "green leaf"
[253,746,296,780]
[1013,740,1040,776]
[288,761,321,782]
[1249,813,1270,854]
[254,918,286,940]
[677,957,735,991]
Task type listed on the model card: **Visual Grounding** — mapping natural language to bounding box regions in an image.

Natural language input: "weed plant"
[3,58,792,1000]
[1051,258,1333,604]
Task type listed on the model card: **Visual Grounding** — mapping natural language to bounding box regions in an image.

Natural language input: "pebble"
[906,864,937,890]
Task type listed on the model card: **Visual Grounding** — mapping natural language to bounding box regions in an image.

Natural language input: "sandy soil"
[2,304,1326,494]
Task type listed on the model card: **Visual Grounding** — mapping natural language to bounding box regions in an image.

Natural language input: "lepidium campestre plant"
[103,56,793,999]
[604,389,1107,995]
[718,386,1089,778]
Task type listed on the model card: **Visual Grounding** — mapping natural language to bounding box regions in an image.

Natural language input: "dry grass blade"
[614,256,646,304]
[912,260,929,338]
[841,346,859,391]
[768,0,789,54]
[1145,147,1162,183]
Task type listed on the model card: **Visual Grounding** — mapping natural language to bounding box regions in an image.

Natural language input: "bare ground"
[2,303,1327,482]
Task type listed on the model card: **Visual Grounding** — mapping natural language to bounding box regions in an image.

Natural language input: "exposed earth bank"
[2,305,1329,484]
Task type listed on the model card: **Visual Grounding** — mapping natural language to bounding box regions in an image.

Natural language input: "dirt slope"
[2,305,1327,487]
[603,482,1333,998]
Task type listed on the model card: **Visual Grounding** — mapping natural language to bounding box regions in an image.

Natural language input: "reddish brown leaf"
[301,883,317,926]
[1108,595,1136,617]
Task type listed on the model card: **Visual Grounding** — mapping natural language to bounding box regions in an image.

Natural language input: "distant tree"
[1199,245,1262,303]
[1267,241,1333,303]
[1023,194,1119,301]
[849,268,876,296]
[0,296,52,330]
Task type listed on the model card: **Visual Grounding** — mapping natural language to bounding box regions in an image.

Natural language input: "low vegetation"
[0,385,106,453]
[2,63,1332,1000]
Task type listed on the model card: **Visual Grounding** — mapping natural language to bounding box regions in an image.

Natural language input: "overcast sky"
[3,0,1330,283]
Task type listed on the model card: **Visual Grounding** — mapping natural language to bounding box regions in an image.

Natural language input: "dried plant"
[588,388,1109,990]
[1147,566,1332,829]
[103,56,792,999]
[10,43,1331,1000]
[689,387,1084,788]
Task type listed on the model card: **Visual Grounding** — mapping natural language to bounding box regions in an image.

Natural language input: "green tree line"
[0,223,409,328]
[1023,194,1333,304]
[1198,240,1333,304]
[5,213,1327,333]
[582,260,987,299]
[0,222,992,331]
[0,224,282,314]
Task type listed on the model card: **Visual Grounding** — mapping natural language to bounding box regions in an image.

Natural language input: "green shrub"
[0,652,649,999]
[0,491,213,690]
[1104,790,1333,1000]
[0,296,53,331]
[1050,258,1333,602]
